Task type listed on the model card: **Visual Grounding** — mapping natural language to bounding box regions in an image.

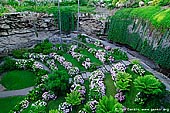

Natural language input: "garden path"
[82,34,170,90]
[0,87,33,98]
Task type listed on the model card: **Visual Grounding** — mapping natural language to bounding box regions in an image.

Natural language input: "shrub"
[65,91,83,106]
[12,49,28,59]
[45,70,69,95]
[96,96,123,113]
[134,75,162,95]
[33,40,53,54]
[0,57,16,73]
[115,72,132,91]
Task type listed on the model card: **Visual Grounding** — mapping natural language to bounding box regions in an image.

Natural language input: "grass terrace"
[1,70,36,90]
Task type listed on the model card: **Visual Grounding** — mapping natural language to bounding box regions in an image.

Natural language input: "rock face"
[0,12,57,54]
[79,8,112,38]
[127,19,170,48]
[0,11,109,55]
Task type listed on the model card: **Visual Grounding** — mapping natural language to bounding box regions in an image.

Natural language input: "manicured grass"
[0,96,25,113]
[80,49,103,66]
[104,73,117,97]
[1,70,36,90]
[55,60,67,71]
[62,53,86,72]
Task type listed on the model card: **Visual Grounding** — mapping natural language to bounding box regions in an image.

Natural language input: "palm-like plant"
[134,75,162,95]
[116,72,132,82]
[116,80,131,91]
[65,91,83,106]
[96,96,123,113]
[115,72,132,91]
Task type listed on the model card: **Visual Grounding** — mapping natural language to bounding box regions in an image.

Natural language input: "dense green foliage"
[65,91,83,106]
[45,70,70,95]
[108,6,170,69]
[32,40,53,54]
[0,96,25,113]
[113,6,170,29]
[115,72,132,91]
[0,57,16,73]
[12,48,28,59]
[134,75,162,95]
[1,70,36,90]
[96,96,123,113]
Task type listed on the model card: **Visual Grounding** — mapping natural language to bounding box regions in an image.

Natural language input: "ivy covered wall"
[108,7,170,69]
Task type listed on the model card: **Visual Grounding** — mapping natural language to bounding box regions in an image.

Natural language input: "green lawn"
[80,49,103,66]
[1,70,36,90]
[104,73,117,97]
[62,53,86,72]
[0,96,25,113]
[55,60,67,71]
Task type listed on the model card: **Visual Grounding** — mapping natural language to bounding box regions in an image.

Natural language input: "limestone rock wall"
[0,12,57,54]
[128,19,170,48]
[0,12,108,55]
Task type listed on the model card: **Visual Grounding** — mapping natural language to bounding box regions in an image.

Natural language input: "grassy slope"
[1,70,36,90]
[0,96,25,113]
[62,53,86,72]
[104,73,117,97]
[80,49,103,66]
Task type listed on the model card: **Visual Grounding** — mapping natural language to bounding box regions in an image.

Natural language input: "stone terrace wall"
[0,12,57,54]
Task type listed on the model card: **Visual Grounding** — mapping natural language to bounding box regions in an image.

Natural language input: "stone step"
[105,65,111,72]
[86,72,91,78]
[82,73,87,79]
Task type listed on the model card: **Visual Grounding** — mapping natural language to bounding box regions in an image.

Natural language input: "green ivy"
[108,8,170,69]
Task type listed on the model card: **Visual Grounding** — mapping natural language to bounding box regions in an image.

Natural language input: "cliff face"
[108,17,170,68]
[0,12,57,54]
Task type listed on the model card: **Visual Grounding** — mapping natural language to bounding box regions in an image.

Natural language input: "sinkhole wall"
[0,12,57,54]
[108,8,170,69]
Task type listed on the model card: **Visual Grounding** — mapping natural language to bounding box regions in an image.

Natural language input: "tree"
[96,96,123,113]
[134,75,162,95]
[45,70,69,95]
[65,91,83,106]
